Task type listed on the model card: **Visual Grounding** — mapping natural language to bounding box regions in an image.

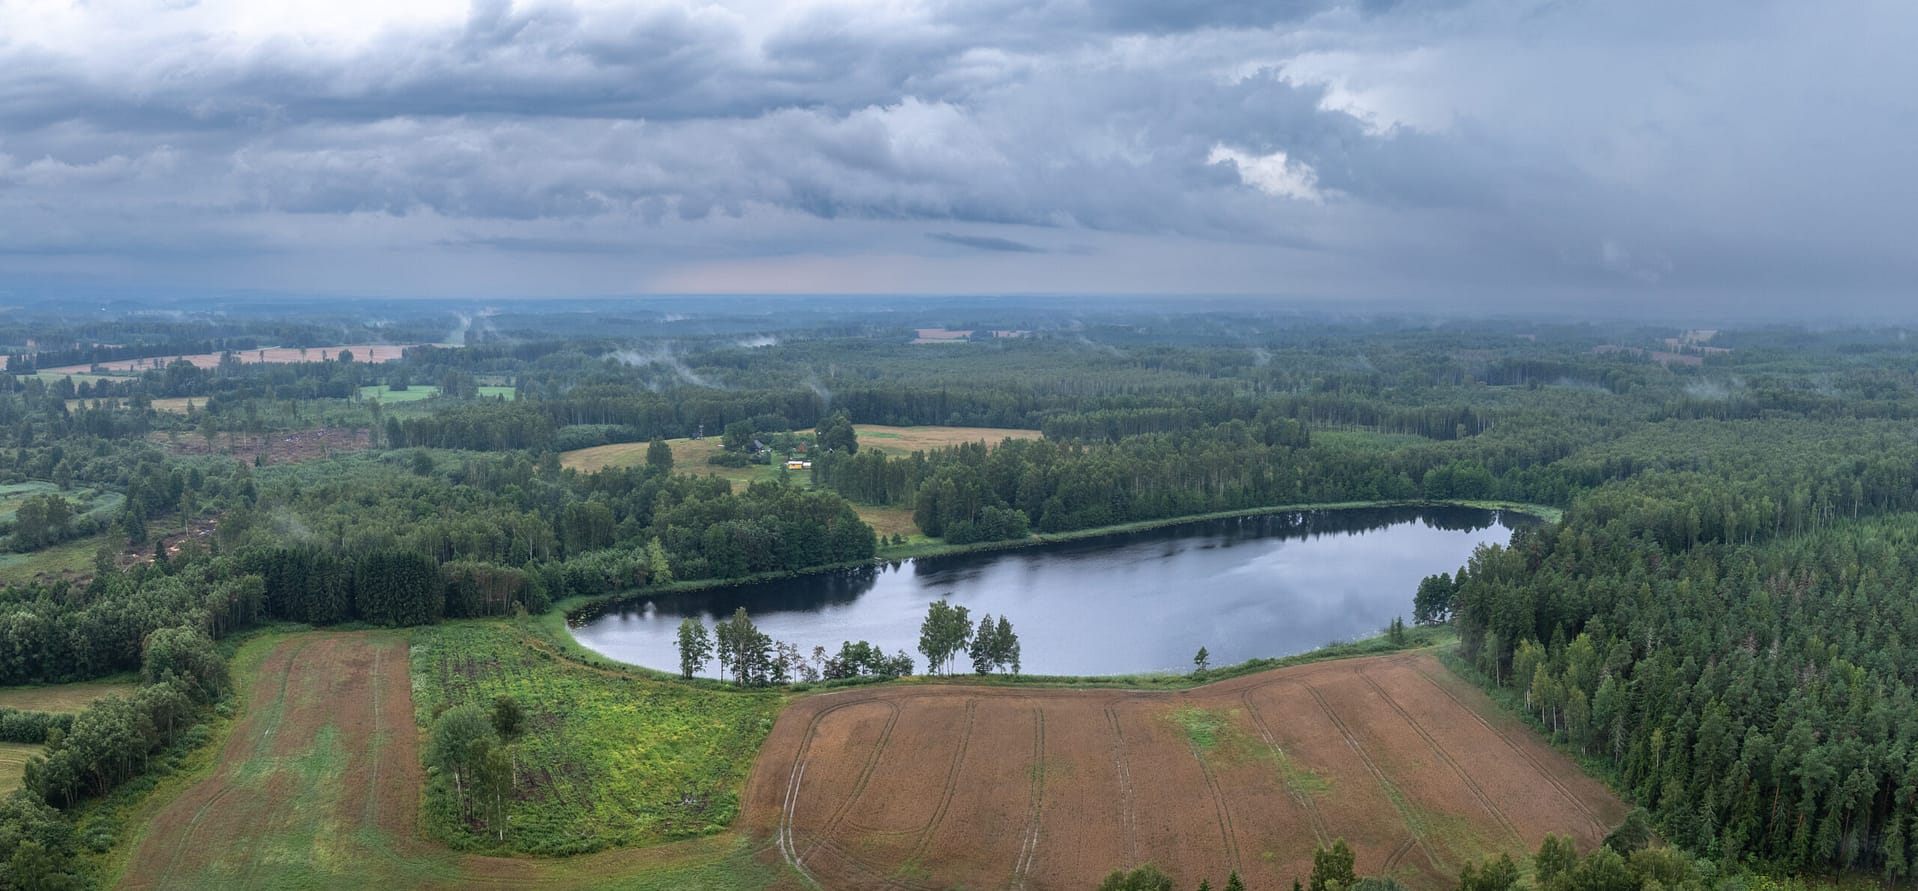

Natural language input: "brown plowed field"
[744,653,1627,891]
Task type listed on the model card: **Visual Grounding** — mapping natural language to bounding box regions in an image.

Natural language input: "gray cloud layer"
[1,0,1913,310]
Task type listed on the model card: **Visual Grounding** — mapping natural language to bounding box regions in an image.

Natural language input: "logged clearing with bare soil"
[151,427,371,464]
[743,652,1627,891]
[116,633,778,891]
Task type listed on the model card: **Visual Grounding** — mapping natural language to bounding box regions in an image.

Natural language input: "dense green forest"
[0,300,1916,886]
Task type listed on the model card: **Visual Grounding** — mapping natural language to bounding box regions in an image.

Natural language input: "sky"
[0,0,1913,312]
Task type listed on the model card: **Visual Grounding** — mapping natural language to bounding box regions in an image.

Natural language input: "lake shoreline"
[554,497,1557,622]
[561,500,1542,678]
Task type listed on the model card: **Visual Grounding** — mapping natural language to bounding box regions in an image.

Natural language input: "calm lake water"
[568,506,1527,677]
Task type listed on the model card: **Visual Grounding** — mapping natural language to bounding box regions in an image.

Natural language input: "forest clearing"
[0,743,39,793]
[558,424,1040,504]
[847,425,1042,455]
[743,652,1627,891]
[560,425,1040,474]
[0,680,137,713]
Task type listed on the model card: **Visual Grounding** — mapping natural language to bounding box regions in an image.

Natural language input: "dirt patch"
[744,653,1627,891]
[152,427,370,464]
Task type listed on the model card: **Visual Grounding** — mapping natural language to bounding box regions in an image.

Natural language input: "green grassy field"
[410,622,786,855]
[0,678,137,713]
[560,437,787,492]
[359,385,440,403]
[359,385,516,404]
[0,481,63,515]
[0,482,120,522]
[0,742,41,793]
[0,535,103,585]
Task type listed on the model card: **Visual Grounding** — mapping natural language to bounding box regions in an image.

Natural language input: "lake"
[567,505,1528,677]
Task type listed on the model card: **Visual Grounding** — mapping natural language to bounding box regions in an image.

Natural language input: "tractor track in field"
[1357,667,1521,844]
[1010,705,1047,890]
[907,698,978,864]
[1187,711,1244,876]
[1403,659,1610,838]
[811,837,938,891]
[1382,834,1419,875]
[1241,684,1331,847]
[149,636,315,889]
[1305,681,1441,872]
[745,652,1630,891]
[792,698,902,867]
[1105,705,1140,866]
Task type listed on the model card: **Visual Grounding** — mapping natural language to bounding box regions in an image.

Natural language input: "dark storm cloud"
[0,0,1912,309]
[1084,0,1331,33]
[927,233,1047,253]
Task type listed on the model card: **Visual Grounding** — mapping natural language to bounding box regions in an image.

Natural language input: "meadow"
[359,384,517,403]
[0,535,103,586]
[0,679,138,713]
[0,742,41,793]
[409,622,785,855]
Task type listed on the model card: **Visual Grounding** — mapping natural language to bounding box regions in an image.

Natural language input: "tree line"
[671,600,1021,685]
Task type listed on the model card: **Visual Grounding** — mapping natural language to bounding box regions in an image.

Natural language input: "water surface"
[569,506,1524,677]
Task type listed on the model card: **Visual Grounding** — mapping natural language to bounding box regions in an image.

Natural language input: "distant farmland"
[850,424,1041,455]
[41,343,432,375]
[744,653,1627,891]
[560,424,1041,482]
